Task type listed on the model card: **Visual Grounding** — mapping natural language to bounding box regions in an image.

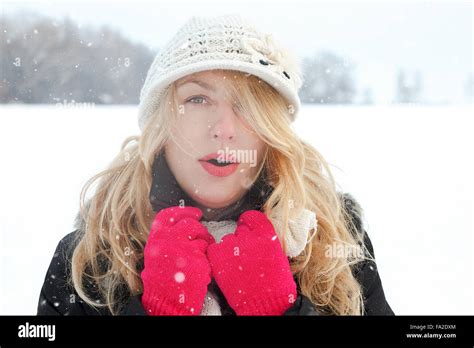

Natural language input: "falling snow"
[174,272,185,283]
[0,104,471,315]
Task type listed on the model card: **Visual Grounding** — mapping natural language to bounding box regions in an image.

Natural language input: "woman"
[37,14,393,316]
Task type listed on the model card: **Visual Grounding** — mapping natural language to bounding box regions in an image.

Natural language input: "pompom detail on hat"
[240,34,302,89]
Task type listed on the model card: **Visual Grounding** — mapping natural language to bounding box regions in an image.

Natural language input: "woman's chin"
[191,191,240,210]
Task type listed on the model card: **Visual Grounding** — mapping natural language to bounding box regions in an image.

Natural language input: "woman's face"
[164,70,266,210]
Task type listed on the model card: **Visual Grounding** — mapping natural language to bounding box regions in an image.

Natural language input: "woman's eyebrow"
[176,79,216,92]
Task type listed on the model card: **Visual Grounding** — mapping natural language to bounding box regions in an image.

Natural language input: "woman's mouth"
[198,158,240,177]
[199,159,240,176]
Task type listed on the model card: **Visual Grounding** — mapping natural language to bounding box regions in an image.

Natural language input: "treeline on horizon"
[1,13,471,106]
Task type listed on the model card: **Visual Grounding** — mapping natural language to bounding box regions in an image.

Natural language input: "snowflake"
[174,272,185,283]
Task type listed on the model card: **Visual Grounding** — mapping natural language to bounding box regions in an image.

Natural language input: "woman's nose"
[210,104,237,141]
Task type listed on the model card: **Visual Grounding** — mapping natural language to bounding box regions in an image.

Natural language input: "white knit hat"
[138,14,303,131]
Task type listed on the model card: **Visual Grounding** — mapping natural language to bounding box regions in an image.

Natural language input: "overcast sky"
[2,0,473,104]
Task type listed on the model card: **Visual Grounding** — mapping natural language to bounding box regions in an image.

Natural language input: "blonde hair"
[71,69,372,315]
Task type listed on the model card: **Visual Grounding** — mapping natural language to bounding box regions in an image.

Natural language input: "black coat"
[37,152,394,316]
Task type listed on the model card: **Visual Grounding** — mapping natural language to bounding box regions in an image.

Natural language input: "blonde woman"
[37,14,393,316]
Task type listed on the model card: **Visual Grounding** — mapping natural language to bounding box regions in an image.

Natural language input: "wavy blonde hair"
[71,69,372,315]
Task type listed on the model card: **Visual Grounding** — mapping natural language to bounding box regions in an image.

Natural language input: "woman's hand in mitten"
[141,206,215,316]
[206,210,297,315]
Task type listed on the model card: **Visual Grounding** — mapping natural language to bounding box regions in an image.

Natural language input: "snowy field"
[0,104,472,315]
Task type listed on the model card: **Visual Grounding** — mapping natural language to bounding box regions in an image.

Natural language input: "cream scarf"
[199,208,318,315]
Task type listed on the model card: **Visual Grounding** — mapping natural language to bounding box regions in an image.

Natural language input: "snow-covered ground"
[0,104,472,315]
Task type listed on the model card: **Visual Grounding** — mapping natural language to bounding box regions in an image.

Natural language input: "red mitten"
[141,206,215,315]
[206,210,297,315]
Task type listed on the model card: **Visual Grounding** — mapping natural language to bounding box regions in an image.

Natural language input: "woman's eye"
[186,96,207,104]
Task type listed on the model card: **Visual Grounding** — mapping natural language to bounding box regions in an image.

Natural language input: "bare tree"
[0,14,155,104]
[464,72,474,103]
[394,69,423,103]
[299,50,357,104]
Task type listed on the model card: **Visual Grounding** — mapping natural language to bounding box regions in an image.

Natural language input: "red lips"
[198,151,240,177]
[199,152,238,163]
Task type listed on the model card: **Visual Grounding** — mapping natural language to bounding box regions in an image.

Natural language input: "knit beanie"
[138,14,303,131]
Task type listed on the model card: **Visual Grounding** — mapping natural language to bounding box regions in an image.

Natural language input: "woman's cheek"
[175,113,201,135]
[181,109,212,128]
